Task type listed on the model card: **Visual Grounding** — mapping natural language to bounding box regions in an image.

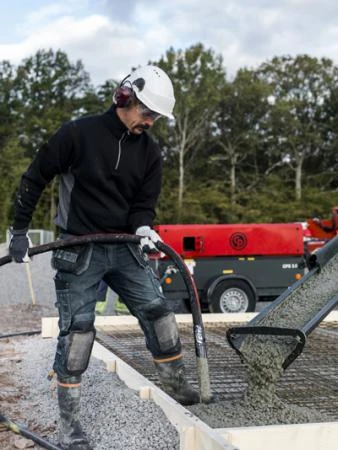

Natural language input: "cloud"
[23,3,74,32]
[1,0,338,87]
[0,13,150,85]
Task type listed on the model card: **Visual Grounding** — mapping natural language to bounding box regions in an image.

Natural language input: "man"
[9,65,199,450]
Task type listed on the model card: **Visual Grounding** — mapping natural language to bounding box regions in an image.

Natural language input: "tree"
[11,49,93,230]
[0,61,16,145]
[0,60,25,239]
[210,68,273,204]
[256,55,338,200]
[14,48,92,155]
[154,43,227,221]
[0,138,29,240]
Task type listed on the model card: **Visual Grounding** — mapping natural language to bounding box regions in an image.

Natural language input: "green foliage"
[3,49,95,232]
[13,49,92,155]
[152,43,228,220]
[1,46,338,239]
[0,138,29,240]
[256,55,338,200]
[229,175,338,224]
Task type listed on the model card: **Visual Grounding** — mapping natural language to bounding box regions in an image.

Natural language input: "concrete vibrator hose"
[0,414,62,450]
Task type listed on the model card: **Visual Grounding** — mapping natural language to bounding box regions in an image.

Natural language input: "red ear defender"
[113,85,133,107]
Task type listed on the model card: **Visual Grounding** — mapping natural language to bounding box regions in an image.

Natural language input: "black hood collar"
[103,105,128,139]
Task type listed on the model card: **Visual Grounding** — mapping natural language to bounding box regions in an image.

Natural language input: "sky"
[1,0,338,87]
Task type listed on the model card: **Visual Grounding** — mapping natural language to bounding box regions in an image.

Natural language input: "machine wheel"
[209,280,256,313]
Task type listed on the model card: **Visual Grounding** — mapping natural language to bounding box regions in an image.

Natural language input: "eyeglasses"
[137,102,162,121]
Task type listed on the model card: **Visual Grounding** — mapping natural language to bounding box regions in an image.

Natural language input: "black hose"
[0,233,212,402]
[157,242,207,358]
[0,233,140,266]
[0,414,62,450]
[157,241,212,403]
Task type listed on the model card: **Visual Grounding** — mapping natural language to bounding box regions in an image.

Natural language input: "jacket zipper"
[115,131,128,170]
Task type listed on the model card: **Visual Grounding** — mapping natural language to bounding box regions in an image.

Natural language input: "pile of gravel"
[12,335,180,450]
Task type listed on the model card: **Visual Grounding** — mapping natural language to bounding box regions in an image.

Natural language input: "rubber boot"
[57,377,92,450]
[154,358,200,405]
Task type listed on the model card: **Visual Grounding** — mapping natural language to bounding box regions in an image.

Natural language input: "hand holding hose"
[135,226,162,253]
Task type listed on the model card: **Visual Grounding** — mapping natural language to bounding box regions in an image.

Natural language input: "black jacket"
[13,106,162,234]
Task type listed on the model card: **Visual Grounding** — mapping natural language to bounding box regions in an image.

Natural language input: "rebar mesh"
[96,321,338,420]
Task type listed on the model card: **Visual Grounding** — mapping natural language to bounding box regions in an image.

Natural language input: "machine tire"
[209,279,256,313]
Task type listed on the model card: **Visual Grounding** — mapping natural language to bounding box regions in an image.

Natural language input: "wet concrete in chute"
[188,253,338,427]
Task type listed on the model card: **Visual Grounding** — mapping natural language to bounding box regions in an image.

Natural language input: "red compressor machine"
[152,223,306,313]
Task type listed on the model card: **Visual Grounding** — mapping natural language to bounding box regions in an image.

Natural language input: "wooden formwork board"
[41,311,338,338]
[41,313,257,338]
[219,421,338,450]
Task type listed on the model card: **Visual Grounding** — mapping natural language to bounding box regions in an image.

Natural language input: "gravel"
[5,335,180,450]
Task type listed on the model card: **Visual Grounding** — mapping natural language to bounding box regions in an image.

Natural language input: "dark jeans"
[52,242,181,377]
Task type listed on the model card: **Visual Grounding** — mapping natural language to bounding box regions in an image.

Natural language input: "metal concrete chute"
[306,232,338,271]
[226,234,338,369]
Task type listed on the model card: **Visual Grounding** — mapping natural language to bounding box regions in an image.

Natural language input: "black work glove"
[9,228,31,262]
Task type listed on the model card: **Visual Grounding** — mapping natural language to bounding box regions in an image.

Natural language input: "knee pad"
[153,312,179,353]
[56,329,96,377]
[138,297,172,320]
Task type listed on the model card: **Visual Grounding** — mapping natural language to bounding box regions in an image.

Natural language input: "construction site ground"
[1,247,338,449]
[0,304,55,449]
[1,303,338,449]
[0,304,183,450]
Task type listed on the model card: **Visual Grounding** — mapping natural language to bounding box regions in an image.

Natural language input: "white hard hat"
[127,65,175,119]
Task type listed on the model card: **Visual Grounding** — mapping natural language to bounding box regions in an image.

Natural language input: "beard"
[129,122,150,134]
